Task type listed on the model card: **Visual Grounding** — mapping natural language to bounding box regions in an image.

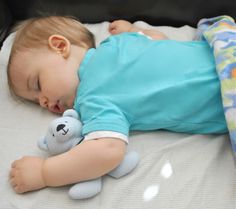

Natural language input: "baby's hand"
[9,156,46,193]
[109,20,133,35]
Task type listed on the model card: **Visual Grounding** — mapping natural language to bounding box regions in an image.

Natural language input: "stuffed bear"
[38,109,139,199]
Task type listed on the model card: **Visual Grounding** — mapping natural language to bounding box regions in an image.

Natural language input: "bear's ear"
[63,109,79,119]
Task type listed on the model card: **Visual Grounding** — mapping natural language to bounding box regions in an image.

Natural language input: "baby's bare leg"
[109,20,168,40]
[9,138,126,193]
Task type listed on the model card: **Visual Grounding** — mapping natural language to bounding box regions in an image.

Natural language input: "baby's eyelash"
[37,77,41,91]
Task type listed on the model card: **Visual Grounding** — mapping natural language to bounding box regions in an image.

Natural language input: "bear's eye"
[52,134,55,137]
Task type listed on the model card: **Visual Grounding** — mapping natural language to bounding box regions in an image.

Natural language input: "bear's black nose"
[56,124,65,132]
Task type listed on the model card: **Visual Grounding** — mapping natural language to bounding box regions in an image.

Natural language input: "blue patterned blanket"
[196,16,236,154]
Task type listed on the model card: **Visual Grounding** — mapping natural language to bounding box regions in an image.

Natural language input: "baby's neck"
[70,45,88,69]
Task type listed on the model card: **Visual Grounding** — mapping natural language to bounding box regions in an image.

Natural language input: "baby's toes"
[108,26,117,34]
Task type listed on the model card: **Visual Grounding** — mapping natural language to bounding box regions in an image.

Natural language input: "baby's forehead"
[8,51,31,87]
[8,61,37,103]
[9,64,28,90]
[9,52,27,75]
[10,47,41,69]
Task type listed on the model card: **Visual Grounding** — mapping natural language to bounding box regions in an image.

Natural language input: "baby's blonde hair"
[7,16,95,94]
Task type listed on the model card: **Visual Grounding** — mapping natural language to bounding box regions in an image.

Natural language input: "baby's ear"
[48,34,70,58]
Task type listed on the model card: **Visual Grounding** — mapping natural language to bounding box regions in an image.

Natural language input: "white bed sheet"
[0,21,236,209]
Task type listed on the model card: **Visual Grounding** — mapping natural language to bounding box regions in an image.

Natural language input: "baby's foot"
[109,20,133,35]
[9,156,46,193]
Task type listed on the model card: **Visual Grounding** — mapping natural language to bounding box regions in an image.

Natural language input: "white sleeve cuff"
[84,131,129,144]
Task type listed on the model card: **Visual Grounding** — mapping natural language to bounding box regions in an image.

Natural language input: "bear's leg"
[68,177,102,199]
[108,151,139,179]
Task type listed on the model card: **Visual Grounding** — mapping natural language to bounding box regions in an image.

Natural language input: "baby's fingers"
[11,161,17,168]
[9,178,17,187]
[9,172,26,193]
[9,169,15,178]
[14,186,24,194]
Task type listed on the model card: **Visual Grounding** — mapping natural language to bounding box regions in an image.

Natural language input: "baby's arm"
[9,138,126,193]
[109,20,168,40]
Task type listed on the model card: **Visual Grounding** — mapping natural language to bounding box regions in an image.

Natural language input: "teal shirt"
[74,32,227,137]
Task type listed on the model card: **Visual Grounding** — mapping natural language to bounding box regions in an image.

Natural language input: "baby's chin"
[64,97,75,110]
[59,92,77,113]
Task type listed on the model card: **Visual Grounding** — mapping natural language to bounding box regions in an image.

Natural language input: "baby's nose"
[39,96,49,109]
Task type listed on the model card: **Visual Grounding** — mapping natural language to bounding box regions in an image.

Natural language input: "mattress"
[0,21,236,209]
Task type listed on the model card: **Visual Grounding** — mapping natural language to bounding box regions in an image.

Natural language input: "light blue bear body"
[38,109,139,199]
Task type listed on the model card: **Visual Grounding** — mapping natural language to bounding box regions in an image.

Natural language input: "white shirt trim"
[84,131,129,144]
[137,31,153,40]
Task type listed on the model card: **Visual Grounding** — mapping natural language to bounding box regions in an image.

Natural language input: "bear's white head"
[38,109,83,155]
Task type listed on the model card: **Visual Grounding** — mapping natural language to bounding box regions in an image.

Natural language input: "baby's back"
[75,33,227,136]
